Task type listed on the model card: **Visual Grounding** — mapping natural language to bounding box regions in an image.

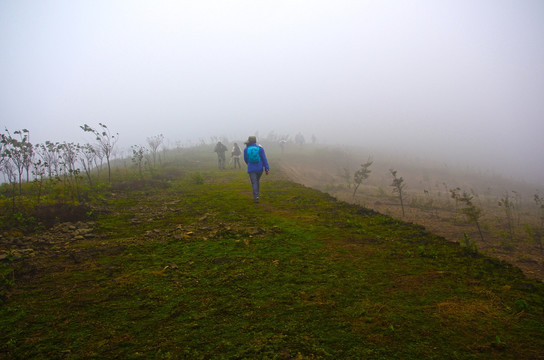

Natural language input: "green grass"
[1,159,543,359]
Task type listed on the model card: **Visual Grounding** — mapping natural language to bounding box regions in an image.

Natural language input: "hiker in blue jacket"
[243,136,270,203]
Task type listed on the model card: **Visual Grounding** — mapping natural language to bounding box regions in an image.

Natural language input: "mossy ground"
[1,155,543,359]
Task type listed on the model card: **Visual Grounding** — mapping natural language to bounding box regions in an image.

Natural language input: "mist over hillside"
[2,123,542,196]
[2,1,543,186]
[271,141,541,201]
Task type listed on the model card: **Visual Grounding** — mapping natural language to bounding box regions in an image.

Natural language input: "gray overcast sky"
[1,1,543,182]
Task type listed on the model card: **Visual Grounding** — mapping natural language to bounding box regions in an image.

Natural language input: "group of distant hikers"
[214,136,270,204]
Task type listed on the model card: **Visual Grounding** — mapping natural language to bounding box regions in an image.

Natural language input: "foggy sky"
[1,1,543,183]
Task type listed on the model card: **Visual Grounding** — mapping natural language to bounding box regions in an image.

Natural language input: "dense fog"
[1,1,543,184]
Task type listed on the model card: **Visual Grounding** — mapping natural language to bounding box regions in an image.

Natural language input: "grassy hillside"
[274,143,544,281]
[1,152,543,359]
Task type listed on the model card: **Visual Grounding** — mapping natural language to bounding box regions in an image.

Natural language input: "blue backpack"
[247,146,261,163]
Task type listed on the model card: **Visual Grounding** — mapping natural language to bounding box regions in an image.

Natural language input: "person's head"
[245,136,257,145]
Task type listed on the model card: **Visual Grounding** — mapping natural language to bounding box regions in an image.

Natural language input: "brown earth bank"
[277,157,544,282]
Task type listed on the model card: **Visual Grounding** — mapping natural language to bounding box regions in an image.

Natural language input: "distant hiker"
[214,141,228,169]
[231,143,242,169]
[295,132,305,146]
[244,136,270,203]
[279,139,287,154]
